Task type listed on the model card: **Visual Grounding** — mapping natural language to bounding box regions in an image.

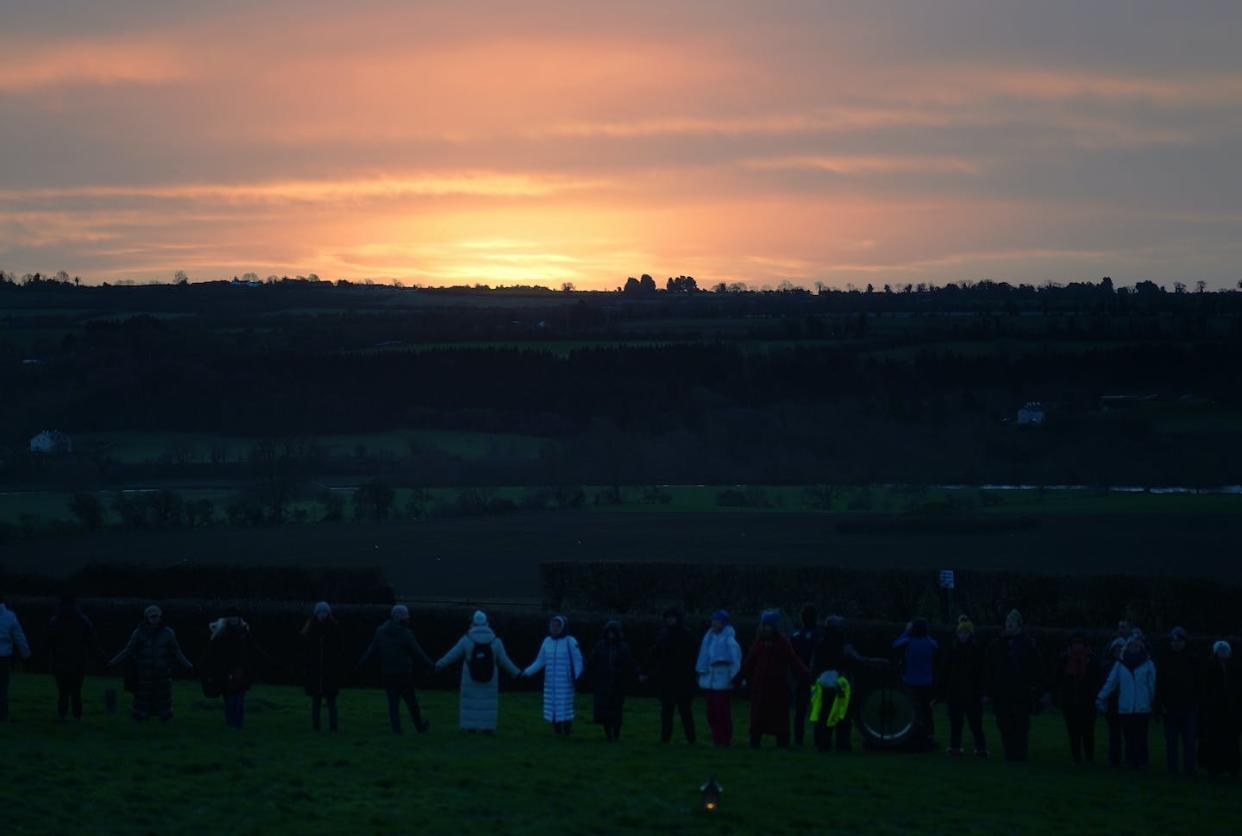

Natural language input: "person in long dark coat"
[646,608,697,744]
[1156,626,1199,776]
[109,605,193,722]
[302,601,345,732]
[46,596,102,721]
[587,620,636,742]
[942,617,987,756]
[985,609,1041,762]
[203,606,262,729]
[740,612,810,749]
[1056,629,1100,764]
[1198,641,1241,777]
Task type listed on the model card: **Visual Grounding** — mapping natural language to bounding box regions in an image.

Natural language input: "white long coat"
[523,636,583,722]
[436,625,521,731]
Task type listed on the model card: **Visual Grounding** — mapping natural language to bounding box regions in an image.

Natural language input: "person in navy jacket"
[893,617,938,749]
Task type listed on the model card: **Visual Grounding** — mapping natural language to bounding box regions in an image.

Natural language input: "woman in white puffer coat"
[1096,636,1157,769]
[696,609,742,747]
[522,614,584,735]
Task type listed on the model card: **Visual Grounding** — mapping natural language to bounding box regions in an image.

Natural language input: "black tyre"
[855,683,916,749]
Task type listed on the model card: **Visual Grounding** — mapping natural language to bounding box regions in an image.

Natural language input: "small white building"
[1017,402,1046,425]
[30,430,73,454]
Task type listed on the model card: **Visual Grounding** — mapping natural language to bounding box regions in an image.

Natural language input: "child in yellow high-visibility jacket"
[809,671,851,752]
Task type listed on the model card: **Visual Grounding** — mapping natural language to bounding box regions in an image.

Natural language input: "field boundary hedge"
[0,563,394,604]
[539,561,1242,634]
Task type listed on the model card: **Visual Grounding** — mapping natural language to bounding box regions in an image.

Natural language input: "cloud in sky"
[1,0,1241,288]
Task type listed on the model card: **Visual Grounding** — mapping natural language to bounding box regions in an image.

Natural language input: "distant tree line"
[3,276,1242,491]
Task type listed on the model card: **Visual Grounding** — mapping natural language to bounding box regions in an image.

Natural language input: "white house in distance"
[30,430,73,454]
[1016,402,1046,425]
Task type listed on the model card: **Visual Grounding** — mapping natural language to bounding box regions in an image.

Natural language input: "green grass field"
[0,674,1235,835]
[67,429,548,464]
[5,483,1241,526]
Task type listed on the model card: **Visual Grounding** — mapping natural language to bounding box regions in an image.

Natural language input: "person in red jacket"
[740,611,809,749]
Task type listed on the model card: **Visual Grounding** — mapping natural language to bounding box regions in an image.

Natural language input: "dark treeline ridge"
[4,276,1242,490]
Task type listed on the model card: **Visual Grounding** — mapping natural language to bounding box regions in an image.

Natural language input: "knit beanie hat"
[1213,640,1232,658]
[761,611,781,628]
[472,610,488,627]
[144,605,162,620]
[1169,626,1187,641]
[712,609,730,624]
[391,604,410,620]
[956,616,974,635]
[313,601,332,618]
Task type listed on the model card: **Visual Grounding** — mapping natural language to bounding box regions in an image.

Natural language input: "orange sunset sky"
[2,0,1241,289]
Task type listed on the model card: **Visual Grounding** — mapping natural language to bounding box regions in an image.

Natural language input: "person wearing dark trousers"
[943,616,987,757]
[587,620,636,742]
[810,616,887,753]
[203,607,264,730]
[1056,630,1099,764]
[0,593,33,722]
[1198,641,1241,778]
[358,604,433,735]
[789,605,824,746]
[645,608,697,744]
[302,601,345,732]
[893,617,938,750]
[46,596,102,721]
[1102,637,1125,766]
[1156,626,1199,776]
[108,605,193,722]
[1097,637,1156,769]
[986,610,1041,762]
[740,612,809,749]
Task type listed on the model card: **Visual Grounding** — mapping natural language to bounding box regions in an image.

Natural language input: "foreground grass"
[0,675,1236,835]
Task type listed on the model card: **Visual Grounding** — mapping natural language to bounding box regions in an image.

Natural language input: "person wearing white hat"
[434,610,521,733]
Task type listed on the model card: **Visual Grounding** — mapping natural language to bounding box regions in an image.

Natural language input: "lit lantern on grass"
[699,776,723,812]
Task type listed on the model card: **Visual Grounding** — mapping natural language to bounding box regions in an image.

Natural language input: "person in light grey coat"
[435,610,521,732]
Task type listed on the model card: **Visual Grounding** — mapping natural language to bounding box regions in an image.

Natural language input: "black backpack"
[468,639,495,683]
